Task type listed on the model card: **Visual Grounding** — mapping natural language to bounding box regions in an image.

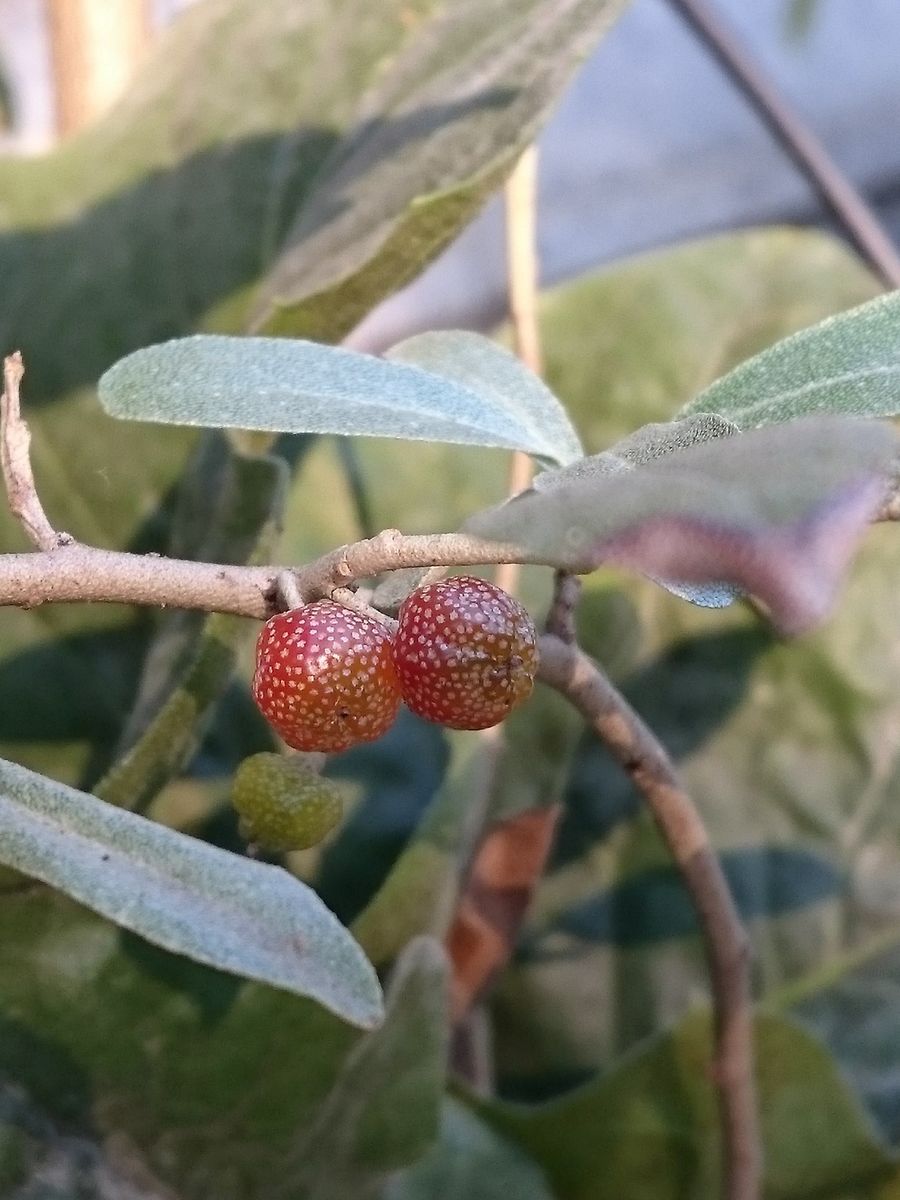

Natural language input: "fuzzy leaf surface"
[0,757,382,1027]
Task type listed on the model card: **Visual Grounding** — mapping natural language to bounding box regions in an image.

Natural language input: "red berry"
[252,601,401,752]
[393,576,538,730]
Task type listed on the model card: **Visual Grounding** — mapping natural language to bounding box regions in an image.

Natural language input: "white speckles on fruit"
[252,601,401,752]
[393,576,538,731]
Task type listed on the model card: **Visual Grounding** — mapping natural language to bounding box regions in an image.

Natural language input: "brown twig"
[48,0,152,138]
[539,634,760,1200]
[0,354,758,1193]
[0,354,68,551]
[275,569,302,611]
[0,534,529,618]
[668,0,900,289]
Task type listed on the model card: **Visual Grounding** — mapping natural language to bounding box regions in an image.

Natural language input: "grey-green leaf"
[251,0,630,339]
[680,289,900,428]
[536,412,740,608]
[464,417,895,634]
[0,757,382,1028]
[282,937,449,1200]
[387,331,583,465]
[609,412,739,463]
[99,334,578,462]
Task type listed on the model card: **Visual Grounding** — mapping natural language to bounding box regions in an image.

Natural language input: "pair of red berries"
[251,577,539,752]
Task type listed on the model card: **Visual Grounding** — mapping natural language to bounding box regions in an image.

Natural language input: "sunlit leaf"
[680,290,900,429]
[251,0,629,338]
[100,335,581,464]
[388,331,583,465]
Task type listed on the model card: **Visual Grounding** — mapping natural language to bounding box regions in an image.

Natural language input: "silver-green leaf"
[464,417,896,635]
[680,289,900,428]
[251,0,629,339]
[387,331,583,465]
[99,334,579,463]
[0,757,383,1029]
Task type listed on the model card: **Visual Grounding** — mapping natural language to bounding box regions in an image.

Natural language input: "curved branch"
[538,634,761,1200]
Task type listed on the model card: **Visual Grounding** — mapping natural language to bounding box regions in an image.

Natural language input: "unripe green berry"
[232,753,343,851]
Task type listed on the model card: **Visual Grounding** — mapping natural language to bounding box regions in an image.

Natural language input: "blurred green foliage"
[0,0,898,1186]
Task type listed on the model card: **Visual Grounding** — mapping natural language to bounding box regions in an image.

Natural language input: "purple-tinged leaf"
[594,476,884,635]
[464,417,895,634]
[532,413,741,610]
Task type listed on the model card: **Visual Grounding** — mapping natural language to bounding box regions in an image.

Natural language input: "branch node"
[275,570,303,612]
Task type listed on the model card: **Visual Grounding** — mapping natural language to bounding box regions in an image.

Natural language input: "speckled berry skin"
[393,576,538,730]
[252,602,401,752]
[233,753,343,850]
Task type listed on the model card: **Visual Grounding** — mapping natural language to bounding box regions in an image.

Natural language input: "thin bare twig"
[48,0,151,137]
[0,354,68,551]
[539,635,761,1200]
[668,0,900,289]
[505,145,544,380]
[496,146,542,594]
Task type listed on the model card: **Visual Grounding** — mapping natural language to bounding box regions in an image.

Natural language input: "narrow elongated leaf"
[609,412,738,463]
[353,683,579,967]
[680,290,900,428]
[0,889,366,1197]
[464,417,896,634]
[3,0,628,405]
[353,736,497,966]
[0,757,382,1028]
[251,0,629,339]
[387,331,583,465]
[99,334,578,463]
